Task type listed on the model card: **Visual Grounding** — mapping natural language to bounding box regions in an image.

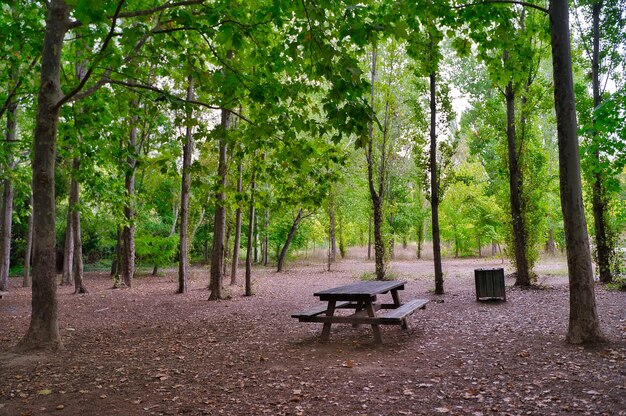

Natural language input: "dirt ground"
[1,248,625,416]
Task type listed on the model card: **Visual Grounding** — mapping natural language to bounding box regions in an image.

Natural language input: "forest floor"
[0,248,625,416]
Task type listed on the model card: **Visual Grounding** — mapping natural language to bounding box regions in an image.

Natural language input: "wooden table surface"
[314,280,406,301]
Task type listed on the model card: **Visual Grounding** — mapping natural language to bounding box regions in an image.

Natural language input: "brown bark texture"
[549,0,605,344]
[505,81,531,286]
[178,78,194,294]
[71,158,87,294]
[245,169,256,296]
[231,161,243,286]
[23,193,33,287]
[590,1,612,284]
[277,210,303,273]
[0,97,17,291]
[430,71,444,294]
[17,0,69,351]
[122,124,137,288]
[209,108,230,300]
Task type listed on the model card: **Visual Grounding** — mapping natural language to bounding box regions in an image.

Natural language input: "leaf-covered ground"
[1,250,625,416]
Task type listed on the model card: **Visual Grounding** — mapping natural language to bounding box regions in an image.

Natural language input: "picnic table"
[292,280,428,343]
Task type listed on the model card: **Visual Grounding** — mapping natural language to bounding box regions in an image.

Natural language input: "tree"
[549,0,605,343]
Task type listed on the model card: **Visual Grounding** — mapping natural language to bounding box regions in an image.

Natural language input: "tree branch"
[0,57,38,120]
[55,0,126,109]
[116,0,206,18]
[107,79,256,125]
[453,0,549,14]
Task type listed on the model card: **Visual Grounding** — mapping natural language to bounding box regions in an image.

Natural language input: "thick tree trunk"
[245,169,256,296]
[209,107,230,300]
[23,193,34,288]
[590,1,612,284]
[17,0,69,351]
[223,220,231,277]
[70,158,87,294]
[505,81,531,286]
[430,71,444,294]
[122,124,137,288]
[0,98,17,292]
[277,210,304,273]
[231,161,243,286]
[61,208,73,285]
[178,78,194,294]
[549,0,605,344]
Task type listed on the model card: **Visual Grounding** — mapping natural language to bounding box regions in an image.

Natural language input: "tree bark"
[122,123,137,288]
[70,158,87,294]
[17,0,69,351]
[245,168,256,296]
[328,188,337,263]
[263,209,269,266]
[231,161,243,286]
[590,1,611,284]
[0,93,17,292]
[277,209,304,272]
[367,213,372,260]
[366,45,387,281]
[549,0,605,344]
[61,207,74,285]
[430,71,444,294]
[178,77,194,294]
[505,81,531,286]
[23,193,34,288]
[209,107,230,300]
[111,226,122,278]
[546,229,556,255]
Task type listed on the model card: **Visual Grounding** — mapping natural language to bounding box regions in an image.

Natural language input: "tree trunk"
[366,45,387,281]
[492,241,497,257]
[23,193,34,288]
[231,161,243,286]
[122,123,137,288]
[478,235,482,258]
[17,0,69,351]
[590,1,612,284]
[505,81,531,286]
[338,213,346,258]
[0,99,16,292]
[209,107,230,300]
[61,208,73,285]
[277,210,304,272]
[70,158,87,294]
[254,216,259,263]
[546,229,556,255]
[111,226,121,278]
[245,168,256,296]
[549,0,605,344]
[430,71,444,295]
[223,219,231,277]
[178,77,194,294]
[328,188,337,262]
[263,209,269,266]
[367,213,372,260]
[417,220,423,259]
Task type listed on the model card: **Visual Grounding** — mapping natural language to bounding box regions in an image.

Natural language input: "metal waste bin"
[475,268,506,301]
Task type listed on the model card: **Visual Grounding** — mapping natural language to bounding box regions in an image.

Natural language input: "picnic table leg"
[390,289,408,329]
[320,300,336,342]
[353,300,363,328]
[365,301,383,344]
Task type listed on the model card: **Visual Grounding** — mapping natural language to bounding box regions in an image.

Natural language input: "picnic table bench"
[292,280,428,343]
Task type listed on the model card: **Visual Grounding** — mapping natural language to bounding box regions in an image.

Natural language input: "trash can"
[475,268,506,301]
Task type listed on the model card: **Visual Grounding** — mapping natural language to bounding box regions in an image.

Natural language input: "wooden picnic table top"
[314,280,406,302]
